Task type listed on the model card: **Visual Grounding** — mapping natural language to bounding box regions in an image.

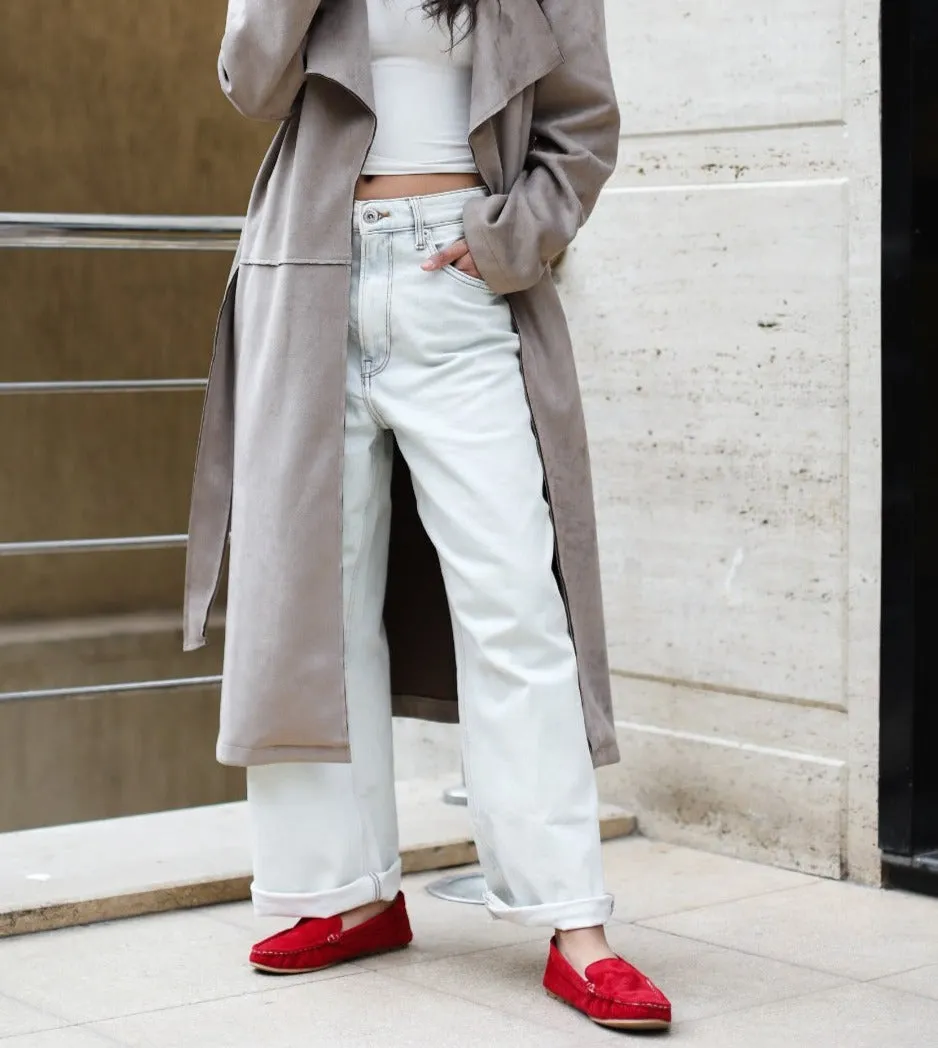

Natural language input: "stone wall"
[578,0,882,881]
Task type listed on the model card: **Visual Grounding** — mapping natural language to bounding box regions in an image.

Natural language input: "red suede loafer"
[543,937,672,1031]
[249,892,413,974]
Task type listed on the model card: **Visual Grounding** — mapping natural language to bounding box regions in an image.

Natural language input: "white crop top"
[362,0,477,176]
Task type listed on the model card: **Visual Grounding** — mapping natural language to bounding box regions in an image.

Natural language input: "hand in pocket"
[421,238,484,281]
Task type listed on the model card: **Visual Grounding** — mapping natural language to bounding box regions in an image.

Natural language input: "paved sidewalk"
[1,837,937,1047]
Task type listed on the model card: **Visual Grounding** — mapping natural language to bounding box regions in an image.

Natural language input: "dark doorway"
[880,0,938,894]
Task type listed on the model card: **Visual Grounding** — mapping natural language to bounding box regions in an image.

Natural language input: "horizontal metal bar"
[0,213,242,251]
[0,235,239,252]
[1,213,243,232]
[0,379,206,396]
[0,675,222,705]
[0,535,188,557]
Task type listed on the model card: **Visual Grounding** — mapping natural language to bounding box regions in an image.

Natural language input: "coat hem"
[216,741,352,767]
[591,740,620,769]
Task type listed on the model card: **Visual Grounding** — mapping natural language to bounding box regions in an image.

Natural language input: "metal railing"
[0,212,239,706]
[0,380,206,395]
[0,676,223,706]
[0,535,189,557]
[0,213,241,251]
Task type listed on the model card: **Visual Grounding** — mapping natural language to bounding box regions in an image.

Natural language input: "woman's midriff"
[354,172,485,201]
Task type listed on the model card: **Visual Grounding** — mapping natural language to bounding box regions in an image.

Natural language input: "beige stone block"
[597,715,847,877]
[561,182,849,707]
[612,124,848,189]
[842,0,883,887]
[604,675,848,760]
[0,785,635,937]
[0,782,474,935]
[0,802,250,936]
[607,0,844,134]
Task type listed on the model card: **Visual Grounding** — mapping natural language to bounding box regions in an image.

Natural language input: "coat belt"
[182,266,238,651]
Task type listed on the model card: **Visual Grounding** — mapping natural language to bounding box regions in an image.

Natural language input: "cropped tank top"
[361,0,477,176]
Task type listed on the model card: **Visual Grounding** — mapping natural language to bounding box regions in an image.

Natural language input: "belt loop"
[409,197,426,251]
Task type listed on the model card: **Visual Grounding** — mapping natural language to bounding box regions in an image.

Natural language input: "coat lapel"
[304,0,562,131]
[304,0,375,114]
[469,0,563,133]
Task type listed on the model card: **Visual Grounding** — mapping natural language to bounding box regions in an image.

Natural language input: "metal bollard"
[426,870,486,905]
[426,766,486,904]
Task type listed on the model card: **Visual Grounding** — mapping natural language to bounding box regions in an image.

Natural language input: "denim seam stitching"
[367,234,395,381]
[424,228,493,293]
[356,237,389,426]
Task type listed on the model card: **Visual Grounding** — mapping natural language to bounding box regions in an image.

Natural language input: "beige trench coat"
[183,0,622,769]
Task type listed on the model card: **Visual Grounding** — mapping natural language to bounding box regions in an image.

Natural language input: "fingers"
[420,239,483,279]
[421,238,469,272]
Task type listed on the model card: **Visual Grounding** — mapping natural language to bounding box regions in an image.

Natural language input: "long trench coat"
[183,0,622,769]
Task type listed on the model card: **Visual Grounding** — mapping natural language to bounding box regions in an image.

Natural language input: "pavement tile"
[675,981,938,1047]
[8,839,938,1048]
[0,1028,124,1048]
[0,993,65,1039]
[94,969,585,1048]
[0,908,355,1024]
[875,962,938,1001]
[376,922,846,1041]
[602,837,815,923]
[642,881,938,980]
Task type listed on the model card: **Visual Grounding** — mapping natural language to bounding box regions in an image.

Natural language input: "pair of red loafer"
[249,892,671,1032]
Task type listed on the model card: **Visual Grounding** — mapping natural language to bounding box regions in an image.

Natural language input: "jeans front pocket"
[424,223,494,294]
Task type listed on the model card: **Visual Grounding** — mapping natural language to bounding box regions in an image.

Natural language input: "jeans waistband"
[352,187,488,238]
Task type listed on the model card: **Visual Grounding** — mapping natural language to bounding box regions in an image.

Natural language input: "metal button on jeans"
[362,207,380,224]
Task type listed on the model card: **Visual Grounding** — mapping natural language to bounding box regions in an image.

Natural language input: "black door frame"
[879,0,938,895]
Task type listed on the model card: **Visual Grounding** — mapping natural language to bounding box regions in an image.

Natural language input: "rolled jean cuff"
[483,890,615,930]
[252,858,402,919]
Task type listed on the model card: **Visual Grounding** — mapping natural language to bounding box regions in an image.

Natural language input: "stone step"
[0,612,235,832]
[0,778,636,937]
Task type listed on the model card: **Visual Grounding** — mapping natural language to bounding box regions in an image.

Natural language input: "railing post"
[426,765,486,904]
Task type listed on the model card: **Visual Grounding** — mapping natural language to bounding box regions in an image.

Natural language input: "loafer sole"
[546,989,671,1031]
[593,1017,671,1030]
[251,940,411,975]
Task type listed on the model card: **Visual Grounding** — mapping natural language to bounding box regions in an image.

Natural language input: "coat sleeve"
[218,0,324,120]
[463,0,620,295]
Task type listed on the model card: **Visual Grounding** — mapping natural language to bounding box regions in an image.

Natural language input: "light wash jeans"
[248,188,613,930]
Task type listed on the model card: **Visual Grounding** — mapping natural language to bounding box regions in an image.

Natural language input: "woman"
[184,0,671,1032]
